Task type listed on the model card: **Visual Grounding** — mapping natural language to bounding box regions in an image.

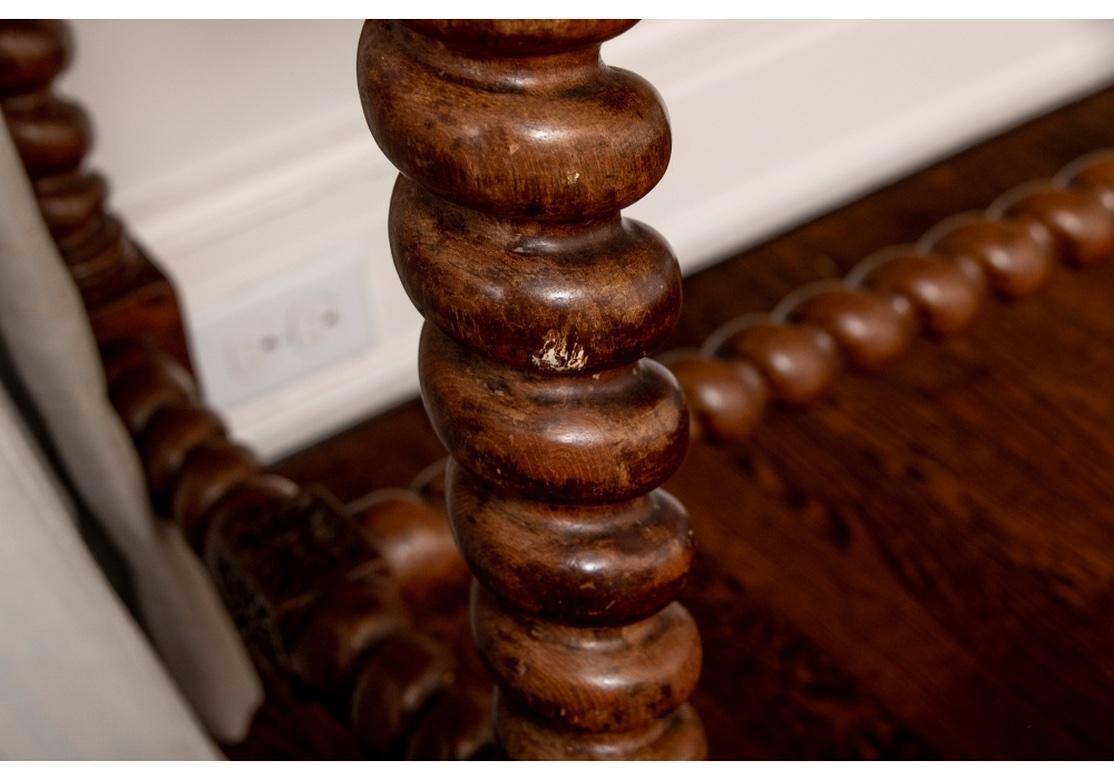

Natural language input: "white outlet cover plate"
[191,240,375,409]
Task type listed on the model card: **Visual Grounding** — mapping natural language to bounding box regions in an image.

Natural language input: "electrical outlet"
[192,240,375,410]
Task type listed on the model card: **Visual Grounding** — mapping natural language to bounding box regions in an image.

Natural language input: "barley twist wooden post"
[0,20,192,368]
[358,20,705,759]
[0,20,139,292]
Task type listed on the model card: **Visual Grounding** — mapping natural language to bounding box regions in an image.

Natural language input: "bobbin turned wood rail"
[661,149,1114,445]
[358,20,705,759]
[0,20,192,368]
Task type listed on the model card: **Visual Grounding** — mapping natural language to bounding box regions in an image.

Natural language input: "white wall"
[60,20,1114,458]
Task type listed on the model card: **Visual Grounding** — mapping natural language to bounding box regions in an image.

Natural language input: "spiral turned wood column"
[0,20,192,368]
[0,21,138,291]
[358,21,704,759]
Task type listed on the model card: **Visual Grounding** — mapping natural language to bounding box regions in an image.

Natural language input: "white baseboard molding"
[70,20,1114,460]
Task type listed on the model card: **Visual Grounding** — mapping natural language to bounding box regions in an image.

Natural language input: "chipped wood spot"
[532,329,588,371]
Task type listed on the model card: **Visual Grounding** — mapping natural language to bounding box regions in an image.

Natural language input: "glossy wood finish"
[658,144,1114,447]
[347,484,468,605]
[357,20,704,759]
[280,85,1114,758]
[101,340,492,759]
[0,20,192,368]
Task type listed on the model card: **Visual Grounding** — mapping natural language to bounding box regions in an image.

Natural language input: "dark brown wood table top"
[277,85,1114,759]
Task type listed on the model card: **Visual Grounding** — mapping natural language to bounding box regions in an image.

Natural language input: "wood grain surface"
[277,85,1114,759]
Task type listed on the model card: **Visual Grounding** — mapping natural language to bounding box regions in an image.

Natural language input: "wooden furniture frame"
[3,18,1114,760]
[280,84,1114,758]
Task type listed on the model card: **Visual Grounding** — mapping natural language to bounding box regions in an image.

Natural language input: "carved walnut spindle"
[704,314,841,407]
[0,21,140,290]
[348,488,469,604]
[990,180,1114,269]
[772,280,918,372]
[349,631,454,755]
[1060,149,1114,214]
[920,213,1055,299]
[846,245,985,337]
[658,348,768,445]
[358,21,705,759]
[404,687,497,760]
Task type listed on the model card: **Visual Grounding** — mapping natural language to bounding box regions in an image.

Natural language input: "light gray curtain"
[0,119,261,752]
[0,382,219,758]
